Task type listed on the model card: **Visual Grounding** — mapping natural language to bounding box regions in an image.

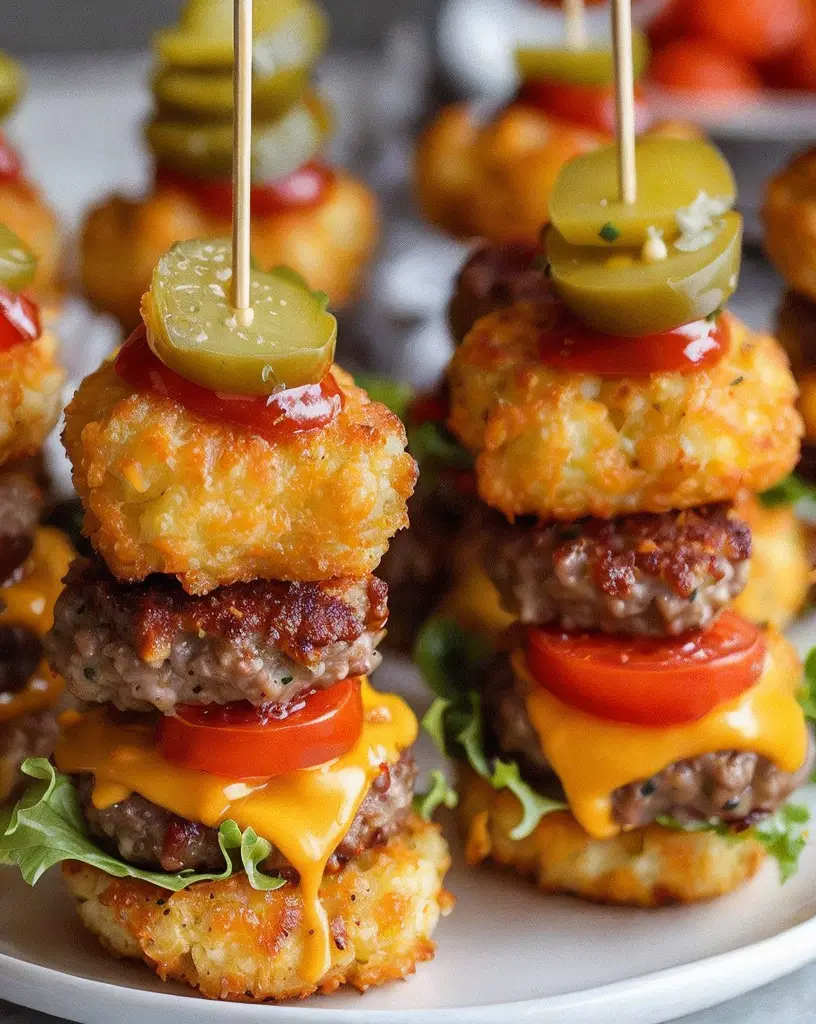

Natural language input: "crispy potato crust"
[415,102,604,242]
[80,171,379,325]
[776,290,816,444]
[448,306,802,520]
[0,326,64,467]
[63,362,416,593]
[62,817,453,1002]
[732,494,812,629]
[0,181,63,307]
[763,147,816,302]
[459,767,765,906]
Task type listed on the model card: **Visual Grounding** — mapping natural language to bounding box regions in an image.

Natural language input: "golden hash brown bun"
[0,325,64,467]
[0,181,63,309]
[62,817,452,1002]
[459,767,765,906]
[415,102,604,242]
[63,362,416,594]
[763,147,816,302]
[448,307,802,521]
[732,493,812,630]
[80,171,379,325]
[776,290,816,445]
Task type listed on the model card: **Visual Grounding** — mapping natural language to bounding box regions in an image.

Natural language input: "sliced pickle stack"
[147,0,330,183]
[545,137,743,335]
[143,238,337,393]
[0,52,24,122]
[0,225,36,292]
[516,28,650,88]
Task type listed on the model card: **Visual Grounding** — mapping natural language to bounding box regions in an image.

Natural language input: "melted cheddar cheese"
[0,526,73,722]
[513,627,809,841]
[55,678,418,984]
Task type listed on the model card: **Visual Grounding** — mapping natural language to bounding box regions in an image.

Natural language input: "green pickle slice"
[516,29,649,87]
[0,53,24,121]
[146,238,337,394]
[156,0,328,71]
[549,138,736,247]
[546,212,743,336]
[0,225,36,292]
[147,93,330,180]
[153,64,309,120]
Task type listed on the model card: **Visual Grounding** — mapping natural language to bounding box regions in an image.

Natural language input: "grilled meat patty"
[0,708,58,803]
[77,751,417,876]
[0,470,42,585]
[482,505,751,636]
[484,659,813,828]
[47,558,388,713]
[448,239,552,343]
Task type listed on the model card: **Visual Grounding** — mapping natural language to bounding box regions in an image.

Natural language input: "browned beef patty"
[484,658,813,828]
[482,505,751,636]
[0,708,58,803]
[47,558,388,712]
[77,751,417,875]
[448,239,552,343]
[0,470,42,585]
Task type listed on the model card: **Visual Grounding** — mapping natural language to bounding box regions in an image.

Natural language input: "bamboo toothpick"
[232,0,254,327]
[564,0,587,50]
[611,0,637,205]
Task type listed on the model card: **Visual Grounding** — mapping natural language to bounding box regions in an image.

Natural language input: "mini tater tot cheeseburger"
[419,137,816,906]
[1,237,452,1002]
[0,55,62,315]
[0,226,73,803]
[80,0,378,326]
[415,31,700,243]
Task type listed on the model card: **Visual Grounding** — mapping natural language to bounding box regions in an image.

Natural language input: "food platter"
[3,630,816,1024]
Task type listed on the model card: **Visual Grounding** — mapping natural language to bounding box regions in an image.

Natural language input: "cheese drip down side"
[55,678,418,984]
[512,629,808,840]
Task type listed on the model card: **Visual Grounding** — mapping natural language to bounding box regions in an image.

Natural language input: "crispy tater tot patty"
[0,326,64,468]
[763,146,816,303]
[448,306,802,521]
[62,816,452,1002]
[459,768,765,906]
[63,363,417,594]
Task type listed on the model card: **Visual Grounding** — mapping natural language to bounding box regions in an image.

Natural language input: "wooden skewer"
[564,0,587,50]
[611,0,636,205]
[232,0,254,327]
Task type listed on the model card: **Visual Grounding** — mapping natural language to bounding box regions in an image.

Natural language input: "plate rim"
[3,890,816,1024]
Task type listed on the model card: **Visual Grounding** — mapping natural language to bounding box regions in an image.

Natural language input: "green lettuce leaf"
[408,422,473,472]
[759,474,816,509]
[414,618,566,839]
[413,770,458,820]
[353,374,413,422]
[657,802,811,884]
[0,759,285,892]
[799,647,816,723]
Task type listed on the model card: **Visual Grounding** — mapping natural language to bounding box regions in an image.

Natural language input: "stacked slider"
[3,238,451,1001]
[425,138,815,904]
[0,226,71,803]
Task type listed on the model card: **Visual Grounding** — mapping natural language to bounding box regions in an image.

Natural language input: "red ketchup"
[538,315,728,376]
[0,286,40,351]
[155,162,335,219]
[517,81,650,135]
[0,132,22,184]
[115,325,343,443]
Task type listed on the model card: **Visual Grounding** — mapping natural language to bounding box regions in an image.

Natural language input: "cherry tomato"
[538,314,728,376]
[156,162,334,220]
[407,389,449,427]
[0,286,40,351]
[115,325,343,443]
[527,610,767,727]
[688,0,810,61]
[0,132,22,183]
[764,17,816,90]
[517,81,650,134]
[650,38,763,94]
[647,0,690,49]
[158,678,364,780]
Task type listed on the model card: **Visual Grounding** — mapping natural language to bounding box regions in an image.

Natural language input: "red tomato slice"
[115,325,343,443]
[517,81,650,134]
[526,610,767,727]
[155,162,334,219]
[538,314,728,376]
[0,287,40,350]
[158,678,364,779]
[0,132,22,183]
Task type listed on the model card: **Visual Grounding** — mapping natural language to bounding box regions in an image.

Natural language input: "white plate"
[4,628,816,1024]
